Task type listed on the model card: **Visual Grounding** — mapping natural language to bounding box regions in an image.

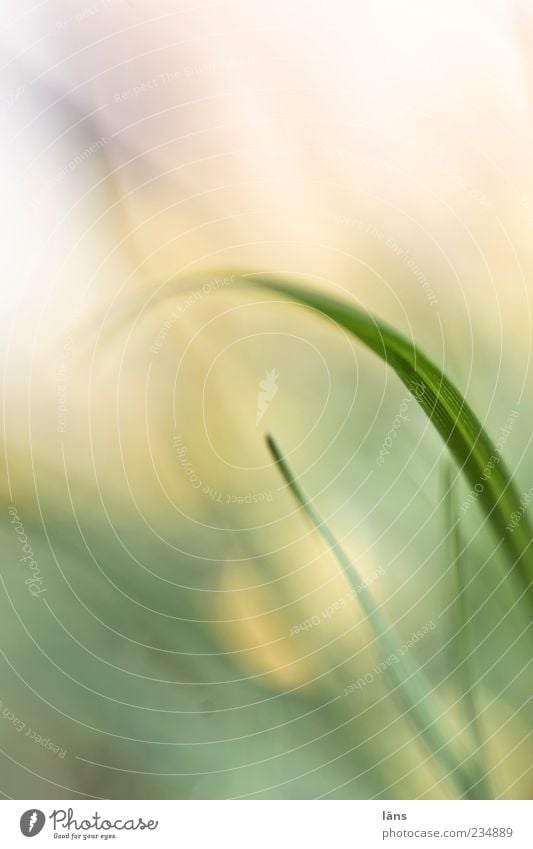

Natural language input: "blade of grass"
[443,464,490,798]
[267,432,482,799]
[250,276,533,604]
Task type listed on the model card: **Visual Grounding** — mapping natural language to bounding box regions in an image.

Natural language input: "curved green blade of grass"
[267,433,483,799]
[443,463,490,798]
[248,276,533,602]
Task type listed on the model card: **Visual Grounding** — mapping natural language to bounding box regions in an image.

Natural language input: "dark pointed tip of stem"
[265,432,281,463]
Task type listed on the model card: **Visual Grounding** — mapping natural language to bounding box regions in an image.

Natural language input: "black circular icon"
[20,810,46,837]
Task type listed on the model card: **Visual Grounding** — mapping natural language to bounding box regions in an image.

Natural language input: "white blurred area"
[1,0,533,540]
[2,0,533,310]
[1,0,533,524]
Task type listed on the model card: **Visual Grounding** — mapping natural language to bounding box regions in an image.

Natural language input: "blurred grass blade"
[443,463,490,798]
[252,277,533,602]
[267,433,481,799]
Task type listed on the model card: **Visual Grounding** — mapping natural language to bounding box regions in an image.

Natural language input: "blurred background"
[0,0,532,798]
